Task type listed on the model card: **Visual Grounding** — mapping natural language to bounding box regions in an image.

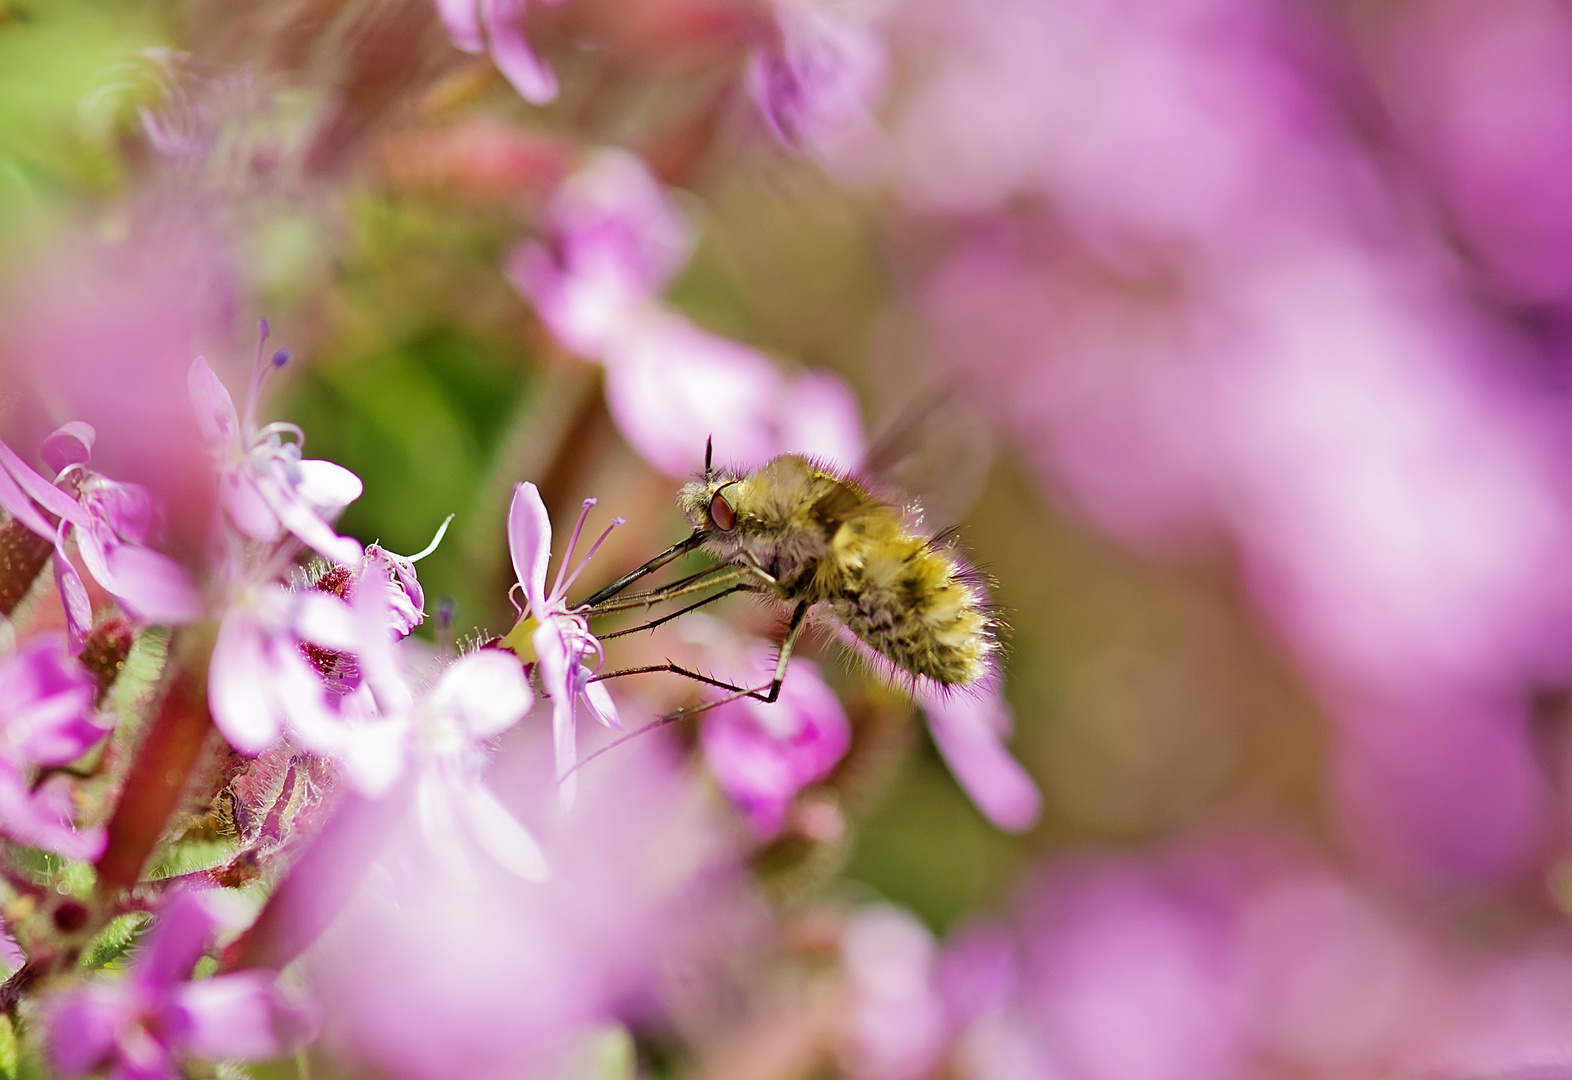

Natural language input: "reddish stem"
[95,669,214,892]
[0,519,52,618]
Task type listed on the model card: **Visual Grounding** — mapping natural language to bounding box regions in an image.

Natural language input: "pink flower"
[506,148,691,357]
[359,542,430,641]
[433,0,560,105]
[700,649,850,837]
[839,906,950,1080]
[314,561,548,882]
[1369,0,1572,302]
[1019,857,1246,1080]
[920,686,1041,834]
[205,499,443,758]
[748,0,888,178]
[0,423,200,652]
[306,731,743,1080]
[507,482,621,804]
[599,310,786,475]
[46,888,314,1080]
[0,635,110,859]
[188,325,363,567]
[206,580,358,755]
[506,151,867,477]
[0,206,234,556]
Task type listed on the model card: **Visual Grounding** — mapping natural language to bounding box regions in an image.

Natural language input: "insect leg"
[559,612,809,789]
[599,584,752,640]
[578,530,706,607]
[583,564,745,617]
[759,600,811,704]
[591,662,762,697]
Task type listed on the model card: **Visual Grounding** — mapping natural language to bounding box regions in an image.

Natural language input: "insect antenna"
[582,563,743,616]
[598,583,752,639]
[577,530,706,607]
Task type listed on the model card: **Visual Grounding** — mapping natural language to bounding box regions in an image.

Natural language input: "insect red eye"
[710,491,736,531]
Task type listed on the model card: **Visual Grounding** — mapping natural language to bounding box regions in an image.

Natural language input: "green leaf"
[79,911,149,971]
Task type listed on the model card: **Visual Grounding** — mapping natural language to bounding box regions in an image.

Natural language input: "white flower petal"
[294,591,359,651]
[295,458,364,511]
[431,650,532,738]
[208,613,282,754]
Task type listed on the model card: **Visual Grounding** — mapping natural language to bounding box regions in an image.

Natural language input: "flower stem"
[0,519,51,618]
[94,661,214,892]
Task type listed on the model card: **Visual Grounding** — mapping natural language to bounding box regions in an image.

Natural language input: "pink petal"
[433,0,485,52]
[0,452,55,538]
[603,311,784,477]
[175,973,316,1061]
[414,772,481,887]
[557,150,692,286]
[137,888,220,985]
[89,481,162,545]
[507,482,552,612]
[255,472,363,566]
[431,650,533,738]
[73,524,114,589]
[348,563,413,712]
[40,422,96,476]
[532,620,579,800]
[505,240,637,357]
[780,370,866,470]
[270,645,352,747]
[45,983,122,1076]
[207,612,283,755]
[580,670,622,731]
[53,544,93,656]
[102,545,201,625]
[482,0,558,105]
[454,778,549,881]
[0,440,88,528]
[220,472,282,543]
[187,358,241,452]
[11,682,103,765]
[0,768,106,859]
[923,691,1041,833]
[702,653,849,837]
[318,719,409,799]
[0,633,93,701]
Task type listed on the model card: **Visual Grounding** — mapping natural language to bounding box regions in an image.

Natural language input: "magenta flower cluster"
[8,0,1572,1077]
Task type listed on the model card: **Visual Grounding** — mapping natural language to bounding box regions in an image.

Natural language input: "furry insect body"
[676,454,998,687]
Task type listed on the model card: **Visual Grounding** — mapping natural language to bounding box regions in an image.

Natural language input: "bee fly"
[580,439,1000,710]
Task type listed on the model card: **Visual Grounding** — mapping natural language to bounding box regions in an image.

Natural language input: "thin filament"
[551,498,598,601]
[557,518,625,598]
[244,318,271,434]
[256,422,305,449]
[404,514,455,563]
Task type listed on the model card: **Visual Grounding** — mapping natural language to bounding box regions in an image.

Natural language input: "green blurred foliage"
[284,330,529,635]
[0,0,167,239]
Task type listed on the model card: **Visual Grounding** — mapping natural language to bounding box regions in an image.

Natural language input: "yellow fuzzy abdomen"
[823,517,997,687]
